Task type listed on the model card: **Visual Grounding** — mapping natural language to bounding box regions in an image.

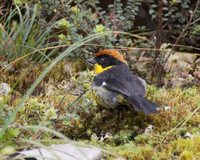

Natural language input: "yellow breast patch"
[94,64,112,74]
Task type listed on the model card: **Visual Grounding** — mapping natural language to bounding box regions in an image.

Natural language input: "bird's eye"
[100,57,105,62]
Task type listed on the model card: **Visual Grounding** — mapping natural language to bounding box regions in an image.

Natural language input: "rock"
[163,106,172,111]
[91,133,99,142]
[12,143,101,160]
[63,63,73,77]
[164,52,196,75]
[170,75,194,87]
[158,106,172,111]
[99,132,112,142]
[0,82,11,96]
[193,71,200,80]
[184,132,193,139]
[181,72,190,78]
[45,83,57,96]
[144,125,154,135]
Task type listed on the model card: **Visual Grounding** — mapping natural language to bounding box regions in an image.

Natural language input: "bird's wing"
[102,78,130,96]
[93,65,146,96]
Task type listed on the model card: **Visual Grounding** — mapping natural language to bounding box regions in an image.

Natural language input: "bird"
[86,49,158,115]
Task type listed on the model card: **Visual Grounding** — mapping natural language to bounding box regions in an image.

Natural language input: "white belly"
[91,85,119,108]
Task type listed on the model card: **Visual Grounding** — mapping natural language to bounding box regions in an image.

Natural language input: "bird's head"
[87,49,127,74]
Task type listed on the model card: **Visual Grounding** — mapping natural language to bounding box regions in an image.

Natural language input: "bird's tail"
[127,95,158,115]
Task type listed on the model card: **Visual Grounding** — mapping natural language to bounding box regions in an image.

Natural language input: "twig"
[57,84,75,112]
[68,89,89,107]
[156,0,163,52]
[162,104,200,143]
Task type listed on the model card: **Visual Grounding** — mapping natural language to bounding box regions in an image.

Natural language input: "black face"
[95,55,124,68]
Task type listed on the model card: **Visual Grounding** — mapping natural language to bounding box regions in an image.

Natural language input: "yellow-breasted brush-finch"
[87,49,158,115]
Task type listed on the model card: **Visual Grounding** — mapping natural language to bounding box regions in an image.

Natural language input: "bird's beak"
[86,58,97,66]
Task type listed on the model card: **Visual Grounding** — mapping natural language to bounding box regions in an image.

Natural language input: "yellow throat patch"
[94,64,112,74]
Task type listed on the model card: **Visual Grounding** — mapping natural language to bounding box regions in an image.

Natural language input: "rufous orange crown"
[96,49,126,63]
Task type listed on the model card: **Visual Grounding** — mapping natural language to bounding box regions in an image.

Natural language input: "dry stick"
[0,23,17,53]
[155,0,163,52]
[38,148,45,160]
[48,11,61,24]
[26,130,43,150]
[56,84,75,116]
[57,85,89,118]
[154,0,164,80]
[163,44,200,51]
[68,89,90,107]
[163,0,200,69]
[91,5,105,22]
[0,6,2,15]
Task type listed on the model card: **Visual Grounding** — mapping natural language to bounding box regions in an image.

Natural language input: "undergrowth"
[0,1,200,159]
[0,62,200,159]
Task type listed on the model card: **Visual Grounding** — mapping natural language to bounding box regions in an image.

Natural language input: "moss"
[148,87,200,132]
[1,62,200,160]
[180,150,193,160]
[115,142,154,160]
[134,134,150,145]
[187,114,200,126]
[169,136,200,159]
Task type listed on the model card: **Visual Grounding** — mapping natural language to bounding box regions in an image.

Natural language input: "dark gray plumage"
[93,64,158,114]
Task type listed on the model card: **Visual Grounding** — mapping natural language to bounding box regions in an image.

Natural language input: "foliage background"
[0,0,200,159]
